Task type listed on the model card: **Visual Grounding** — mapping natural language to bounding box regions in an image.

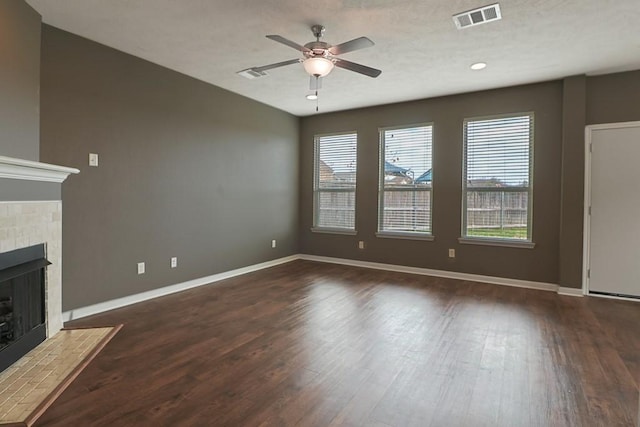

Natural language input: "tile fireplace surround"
[0,155,78,342]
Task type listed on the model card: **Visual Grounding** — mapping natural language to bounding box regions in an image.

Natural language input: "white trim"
[461,113,535,242]
[558,287,584,297]
[582,125,593,295]
[62,255,298,322]
[0,155,79,183]
[587,292,640,303]
[458,237,535,249]
[376,231,435,241]
[0,200,62,204]
[311,227,357,235]
[583,120,640,296]
[299,254,560,293]
[63,252,590,323]
[586,121,640,131]
[378,123,435,238]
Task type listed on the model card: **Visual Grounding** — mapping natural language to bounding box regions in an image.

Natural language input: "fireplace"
[0,155,79,373]
[0,244,50,372]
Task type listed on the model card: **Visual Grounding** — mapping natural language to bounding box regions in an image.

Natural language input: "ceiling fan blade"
[334,58,382,78]
[266,35,311,53]
[329,37,374,55]
[310,75,323,91]
[252,58,301,73]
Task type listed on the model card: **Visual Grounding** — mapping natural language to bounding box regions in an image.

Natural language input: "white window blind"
[314,132,357,230]
[379,125,433,234]
[463,113,533,241]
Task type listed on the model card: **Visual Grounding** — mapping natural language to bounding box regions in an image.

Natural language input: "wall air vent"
[237,68,267,79]
[453,3,502,29]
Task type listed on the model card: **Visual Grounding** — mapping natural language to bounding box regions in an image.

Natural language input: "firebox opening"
[0,244,50,373]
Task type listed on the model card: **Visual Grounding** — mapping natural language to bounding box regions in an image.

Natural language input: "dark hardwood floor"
[35,260,639,426]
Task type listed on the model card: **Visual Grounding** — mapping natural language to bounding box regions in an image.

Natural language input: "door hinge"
[587,269,590,279]
[588,206,592,215]
[589,143,592,153]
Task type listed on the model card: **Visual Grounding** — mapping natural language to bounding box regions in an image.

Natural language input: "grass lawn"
[467,227,527,239]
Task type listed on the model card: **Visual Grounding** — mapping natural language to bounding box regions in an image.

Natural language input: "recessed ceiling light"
[470,62,487,70]
[306,93,318,100]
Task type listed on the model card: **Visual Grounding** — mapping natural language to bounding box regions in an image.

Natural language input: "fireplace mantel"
[0,155,79,183]
[0,155,79,343]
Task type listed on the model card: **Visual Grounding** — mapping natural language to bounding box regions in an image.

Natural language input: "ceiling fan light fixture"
[303,57,334,77]
[306,93,318,100]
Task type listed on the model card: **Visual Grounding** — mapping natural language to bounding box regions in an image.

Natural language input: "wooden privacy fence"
[466,191,528,229]
[317,188,527,231]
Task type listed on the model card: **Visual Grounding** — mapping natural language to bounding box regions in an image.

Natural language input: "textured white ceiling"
[26,0,640,116]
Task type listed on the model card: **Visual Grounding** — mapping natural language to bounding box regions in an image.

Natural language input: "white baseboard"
[63,253,585,322]
[299,254,578,295]
[558,287,585,297]
[62,255,299,322]
[586,292,639,302]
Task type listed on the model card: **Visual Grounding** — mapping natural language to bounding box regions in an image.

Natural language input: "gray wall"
[299,70,640,288]
[300,82,564,284]
[40,26,299,311]
[33,14,640,305]
[0,0,41,161]
[558,76,586,289]
[556,70,640,288]
[587,70,640,125]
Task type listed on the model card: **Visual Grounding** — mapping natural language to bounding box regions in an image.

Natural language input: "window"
[462,113,533,242]
[378,125,433,236]
[313,132,357,232]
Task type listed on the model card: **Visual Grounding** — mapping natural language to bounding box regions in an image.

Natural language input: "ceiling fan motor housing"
[303,41,332,59]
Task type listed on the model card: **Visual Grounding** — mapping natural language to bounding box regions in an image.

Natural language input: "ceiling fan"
[238,25,382,92]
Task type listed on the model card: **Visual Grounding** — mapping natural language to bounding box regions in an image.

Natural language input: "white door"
[587,123,640,298]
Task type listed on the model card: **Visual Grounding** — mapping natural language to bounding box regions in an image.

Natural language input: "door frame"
[583,120,640,299]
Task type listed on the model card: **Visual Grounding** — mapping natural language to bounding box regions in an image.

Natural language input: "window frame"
[312,131,358,235]
[376,123,435,241]
[459,112,535,248]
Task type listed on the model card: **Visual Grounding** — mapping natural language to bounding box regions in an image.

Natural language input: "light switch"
[89,153,99,167]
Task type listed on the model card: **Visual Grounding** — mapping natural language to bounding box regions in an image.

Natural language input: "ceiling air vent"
[453,3,502,29]
[237,68,267,79]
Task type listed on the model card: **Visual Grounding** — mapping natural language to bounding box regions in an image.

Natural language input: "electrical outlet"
[448,249,455,258]
[358,241,365,250]
[271,239,277,248]
[137,262,145,274]
[170,257,177,268]
[89,153,99,167]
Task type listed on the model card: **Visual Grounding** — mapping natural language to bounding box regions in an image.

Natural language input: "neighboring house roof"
[384,161,410,176]
[319,160,334,182]
[415,169,432,183]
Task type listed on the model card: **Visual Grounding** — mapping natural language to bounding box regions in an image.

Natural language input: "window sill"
[376,231,434,241]
[311,227,357,236]
[458,237,535,249]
